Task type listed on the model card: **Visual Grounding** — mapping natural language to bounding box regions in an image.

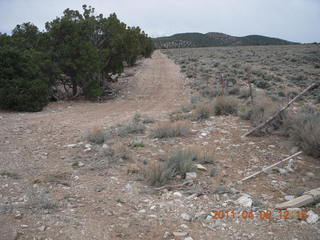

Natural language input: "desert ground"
[0,48,319,240]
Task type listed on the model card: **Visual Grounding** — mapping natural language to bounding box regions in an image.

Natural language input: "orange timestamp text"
[210,209,308,220]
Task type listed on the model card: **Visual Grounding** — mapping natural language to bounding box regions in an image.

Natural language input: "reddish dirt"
[0,50,319,240]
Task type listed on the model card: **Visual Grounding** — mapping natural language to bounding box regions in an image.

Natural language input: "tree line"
[0,5,154,111]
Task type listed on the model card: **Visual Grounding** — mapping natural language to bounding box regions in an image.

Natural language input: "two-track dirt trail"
[0,50,189,173]
[0,50,191,239]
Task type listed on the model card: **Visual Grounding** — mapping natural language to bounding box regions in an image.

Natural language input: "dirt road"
[0,50,319,240]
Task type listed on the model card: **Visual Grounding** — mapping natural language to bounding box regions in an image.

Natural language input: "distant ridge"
[153,32,298,49]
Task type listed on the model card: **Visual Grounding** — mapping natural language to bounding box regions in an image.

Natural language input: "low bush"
[239,96,282,135]
[145,148,215,186]
[150,121,190,138]
[255,80,271,89]
[228,86,240,95]
[144,162,172,186]
[116,120,146,137]
[192,103,213,121]
[283,106,320,158]
[86,128,106,144]
[0,48,48,111]
[213,96,238,116]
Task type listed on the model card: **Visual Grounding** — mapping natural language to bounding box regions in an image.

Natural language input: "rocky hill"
[153,32,298,48]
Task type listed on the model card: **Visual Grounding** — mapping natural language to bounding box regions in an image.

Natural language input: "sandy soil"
[0,50,319,240]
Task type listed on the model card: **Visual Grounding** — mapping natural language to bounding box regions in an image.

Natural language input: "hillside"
[153,32,298,48]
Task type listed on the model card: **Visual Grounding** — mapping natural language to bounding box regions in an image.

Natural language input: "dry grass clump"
[213,96,238,116]
[150,121,191,138]
[145,149,195,186]
[86,127,106,144]
[284,106,320,158]
[240,96,278,123]
[239,96,283,135]
[144,162,172,187]
[145,148,215,186]
[186,146,216,164]
[191,103,213,121]
[103,142,132,165]
[116,120,146,137]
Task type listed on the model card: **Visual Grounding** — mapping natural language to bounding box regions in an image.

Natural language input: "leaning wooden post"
[242,82,319,138]
[220,73,225,96]
[245,66,254,104]
[238,151,302,183]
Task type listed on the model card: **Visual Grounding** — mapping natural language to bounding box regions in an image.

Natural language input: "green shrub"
[129,141,145,148]
[0,48,48,111]
[210,167,217,177]
[85,80,102,100]
[255,80,271,89]
[213,96,238,116]
[228,87,240,95]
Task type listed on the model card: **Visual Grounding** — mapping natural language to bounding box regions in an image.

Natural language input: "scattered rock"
[173,192,183,198]
[185,172,197,181]
[305,172,315,178]
[180,224,188,229]
[163,232,172,238]
[14,211,22,220]
[236,195,253,208]
[39,225,46,232]
[173,232,188,237]
[306,210,319,224]
[277,168,288,175]
[102,144,109,149]
[195,164,207,171]
[181,213,192,222]
[184,237,193,240]
[66,144,77,148]
[284,195,295,201]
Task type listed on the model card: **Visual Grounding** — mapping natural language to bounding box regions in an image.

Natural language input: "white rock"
[284,195,295,201]
[185,172,197,180]
[102,144,109,149]
[306,172,315,178]
[66,144,77,148]
[180,224,188,229]
[236,196,253,208]
[306,210,319,224]
[39,225,46,232]
[173,192,183,198]
[184,237,193,240]
[163,232,172,238]
[181,213,192,221]
[85,144,92,148]
[195,164,207,171]
[173,232,188,237]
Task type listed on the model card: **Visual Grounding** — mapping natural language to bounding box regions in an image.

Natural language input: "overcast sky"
[0,0,319,43]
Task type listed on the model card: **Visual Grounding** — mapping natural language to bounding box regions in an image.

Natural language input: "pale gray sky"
[0,0,319,43]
